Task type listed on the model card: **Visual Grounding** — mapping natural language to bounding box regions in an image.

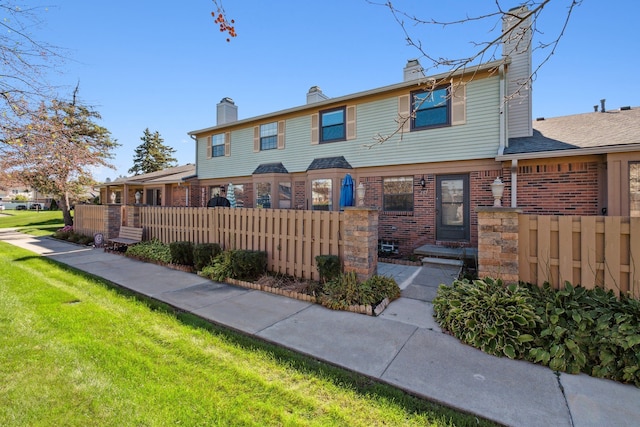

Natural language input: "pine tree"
[128,128,177,175]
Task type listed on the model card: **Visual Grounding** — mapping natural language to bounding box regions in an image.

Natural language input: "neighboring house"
[498,105,640,217]
[100,164,196,207]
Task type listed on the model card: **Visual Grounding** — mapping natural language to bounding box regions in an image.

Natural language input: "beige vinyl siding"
[195,76,501,179]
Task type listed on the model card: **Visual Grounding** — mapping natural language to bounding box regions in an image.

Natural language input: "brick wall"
[514,161,600,215]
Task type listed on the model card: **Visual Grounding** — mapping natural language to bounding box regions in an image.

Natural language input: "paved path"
[1,230,639,427]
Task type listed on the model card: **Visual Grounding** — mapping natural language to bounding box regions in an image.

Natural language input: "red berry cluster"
[212,11,237,42]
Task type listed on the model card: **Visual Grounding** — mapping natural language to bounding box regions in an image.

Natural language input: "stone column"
[126,205,141,228]
[476,207,522,283]
[342,207,378,282]
[105,205,123,239]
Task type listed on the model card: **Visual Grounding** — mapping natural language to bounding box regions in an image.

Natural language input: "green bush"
[320,272,400,310]
[126,239,171,264]
[433,278,541,359]
[201,249,267,282]
[193,243,222,271]
[169,241,194,266]
[315,255,341,283]
[433,278,640,387]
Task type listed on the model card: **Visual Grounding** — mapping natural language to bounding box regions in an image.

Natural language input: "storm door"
[436,174,470,241]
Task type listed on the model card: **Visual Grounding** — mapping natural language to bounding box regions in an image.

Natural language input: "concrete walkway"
[1,230,639,427]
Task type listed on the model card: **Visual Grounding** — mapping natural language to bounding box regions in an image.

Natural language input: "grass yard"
[0,210,66,236]
[0,242,494,427]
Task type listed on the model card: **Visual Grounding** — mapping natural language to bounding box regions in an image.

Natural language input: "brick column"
[342,207,378,282]
[476,207,522,283]
[105,205,123,239]
[126,205,141,228]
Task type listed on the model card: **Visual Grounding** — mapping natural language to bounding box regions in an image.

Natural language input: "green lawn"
[0,243,494,427]
[0,210,66,236]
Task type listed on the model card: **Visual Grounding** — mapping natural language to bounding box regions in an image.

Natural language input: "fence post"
[105,205,123,239]
[342,207,378,282]
[476,207,522,283]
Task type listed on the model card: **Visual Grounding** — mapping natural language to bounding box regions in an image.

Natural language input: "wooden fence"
[141,206,344,281]
[519,215,640,298]
[73,205,108,238]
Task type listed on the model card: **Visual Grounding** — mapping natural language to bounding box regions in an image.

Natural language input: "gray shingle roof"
[252,162,289,174]
[505,107,640,156]
[306,156,353,171]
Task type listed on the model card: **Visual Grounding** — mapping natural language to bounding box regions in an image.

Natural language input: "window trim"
[410,86,451,131]
[319,106,346,143]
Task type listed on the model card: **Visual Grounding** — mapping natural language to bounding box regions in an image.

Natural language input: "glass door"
[436,174,470,241]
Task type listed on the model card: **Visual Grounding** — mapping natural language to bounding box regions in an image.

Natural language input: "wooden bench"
[107,226,143,251]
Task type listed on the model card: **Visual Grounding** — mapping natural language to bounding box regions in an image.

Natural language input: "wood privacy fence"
[141,207,344,280]
[74,205,349,281]
[73,204,109,238]
[519,215,640,298]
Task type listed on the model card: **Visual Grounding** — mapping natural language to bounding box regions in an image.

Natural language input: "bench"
[107,226,143,251]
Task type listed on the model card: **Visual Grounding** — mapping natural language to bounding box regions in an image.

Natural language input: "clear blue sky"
[34,1,639,181]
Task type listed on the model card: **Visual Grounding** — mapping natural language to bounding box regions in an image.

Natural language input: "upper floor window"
[383,177,413,211]
[211,133,225,157]
[320,107,346,143]
[411,87,450,130]
[260,122,278,151]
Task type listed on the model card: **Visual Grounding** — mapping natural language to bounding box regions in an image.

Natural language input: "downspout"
[190,134,197,208]
[498,64,507,157]
[511,159,518,208]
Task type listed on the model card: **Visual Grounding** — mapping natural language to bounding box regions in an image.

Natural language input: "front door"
[436,174,470,241]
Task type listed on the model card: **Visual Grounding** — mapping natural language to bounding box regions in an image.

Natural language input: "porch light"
[356,182,366,207]
[491,177,505,207]
[420,175,426,188]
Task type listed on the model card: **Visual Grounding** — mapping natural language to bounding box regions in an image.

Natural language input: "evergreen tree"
[128,128,177,175]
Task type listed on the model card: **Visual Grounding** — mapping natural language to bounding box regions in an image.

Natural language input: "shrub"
[433,278,541,359]
[320,272,400,310]
[193,243,222,271]
[126,239,171,264]
[434,278,640,387]
[169,241,194,266]
[201,249,266,282]
[315,255,341,283]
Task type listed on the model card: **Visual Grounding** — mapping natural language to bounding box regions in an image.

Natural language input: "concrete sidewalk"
[2,230,639,427]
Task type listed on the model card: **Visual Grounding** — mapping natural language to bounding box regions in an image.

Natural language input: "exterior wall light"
[491,177,505,207]
[420,175,426,188]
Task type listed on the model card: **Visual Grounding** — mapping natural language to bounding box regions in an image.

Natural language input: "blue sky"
[35,1,639,181]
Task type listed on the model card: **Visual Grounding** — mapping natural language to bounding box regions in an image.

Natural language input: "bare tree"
[0,2,61,118]
[365,0,582,146]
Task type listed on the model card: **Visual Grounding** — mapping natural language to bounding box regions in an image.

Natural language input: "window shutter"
[451,82,466,125]
[398,95,410,133]
[206,136,212,159]
[253,126,260,152]
[310,113,319,145]
[346,105,356,140]
[277,120,286,149]
[224,132,231,156]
